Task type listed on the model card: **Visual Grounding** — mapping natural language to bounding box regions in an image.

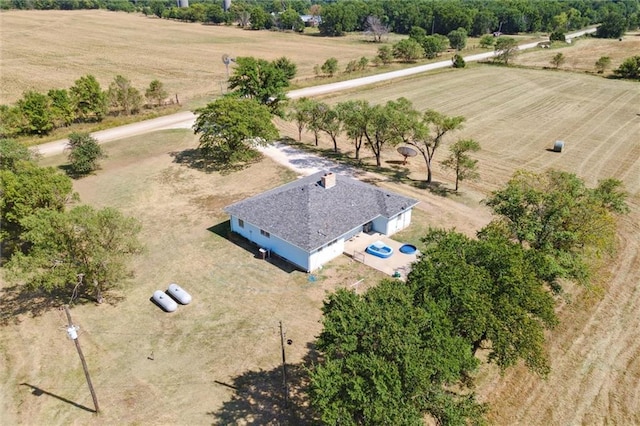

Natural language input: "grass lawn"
[1,129,391,425]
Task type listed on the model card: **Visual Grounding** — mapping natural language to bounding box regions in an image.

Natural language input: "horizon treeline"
[2,0,638,37]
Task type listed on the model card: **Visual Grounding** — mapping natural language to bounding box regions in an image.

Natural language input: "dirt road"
[34,28,596,159]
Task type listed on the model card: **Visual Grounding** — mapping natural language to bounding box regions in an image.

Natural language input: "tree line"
[0,138,143,304]
[0,75,168,138]
[3,0,638,40]
[308,168,629,424]
[192,53,481,191]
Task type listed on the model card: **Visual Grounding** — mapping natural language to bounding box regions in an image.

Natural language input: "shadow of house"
[207,221,299,273]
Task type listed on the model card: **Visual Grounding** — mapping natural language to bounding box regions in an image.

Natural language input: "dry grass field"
[513,31,640,74]
[1,9,640,426]
[0,9,404,105]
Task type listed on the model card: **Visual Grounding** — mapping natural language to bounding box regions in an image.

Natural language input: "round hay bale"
[553,140,565,152]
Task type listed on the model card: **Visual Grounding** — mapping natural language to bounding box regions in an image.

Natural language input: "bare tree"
[364,15,389,43]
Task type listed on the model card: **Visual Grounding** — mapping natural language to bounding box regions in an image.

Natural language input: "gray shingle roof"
[224,171,419,252]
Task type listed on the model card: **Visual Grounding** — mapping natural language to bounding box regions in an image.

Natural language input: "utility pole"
[279,320,288,409]
[64,305,100,414]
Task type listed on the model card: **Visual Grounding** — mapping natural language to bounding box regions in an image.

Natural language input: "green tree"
[494,37,519,65]
[393,38,425,62]
[441,138,480,191]
[549,31,566,42]
[286,97,314,142]
[344,59,359,74]
[271,56,297,80]
[227,56,294,115]
[17,90,54,135]
[316,103,342,153]
[376,45,394,64]
[409,228,559,376]
[108,75,143,116]
[7,205,143,303]
[250,6,271,30]
[304,99,326,146]
[452,54,466,68]
[0,161,76,254]
[596,11,627,39]
[613,56,640,80]
[595,56,612,74]
[335,99,370,160]
[550,52,566,69]
[66,132,105,177]
[484,170,629,285]
[0,138,34,172]
[193,97,278,165]
[318,2,359,36]
[363,99,413,167]
[310,280,484,425]
[357,56,369,70]
[421,34,448,59]
[402,107,466,184]
[479,34,495,48]
[471,10,498,36]
[321,57,339,76]
[70,74,108,122]
[145,79,168,107]
[47,88,75,127]
[447,27,468,50]
[279,7,304,32]
[0,105,25,138]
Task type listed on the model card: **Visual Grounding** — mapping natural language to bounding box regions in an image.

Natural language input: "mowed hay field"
[0,9,399,105]
[1,9,640,426]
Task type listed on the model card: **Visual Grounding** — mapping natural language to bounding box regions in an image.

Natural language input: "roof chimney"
[321,172,336,189]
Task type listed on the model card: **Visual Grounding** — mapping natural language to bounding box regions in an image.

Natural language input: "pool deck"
[343,232,419,280]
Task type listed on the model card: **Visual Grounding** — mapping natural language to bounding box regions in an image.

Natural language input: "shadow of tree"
[170,148,261,175]
[0,284,61,325]
[287,142,460,198]
[0,283,124,325]
[207,344,320,425]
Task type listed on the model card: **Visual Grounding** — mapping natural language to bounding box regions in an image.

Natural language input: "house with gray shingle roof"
[224,171,419,272]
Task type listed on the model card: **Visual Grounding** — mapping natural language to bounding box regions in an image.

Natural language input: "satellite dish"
[397,146,417,165]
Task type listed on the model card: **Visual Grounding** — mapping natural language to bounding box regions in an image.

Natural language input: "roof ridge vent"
[321,172,336,189]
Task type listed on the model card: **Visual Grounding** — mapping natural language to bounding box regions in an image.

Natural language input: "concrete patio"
[343,232,419,280]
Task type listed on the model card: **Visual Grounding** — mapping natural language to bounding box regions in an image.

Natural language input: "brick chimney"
[321,172,336,189]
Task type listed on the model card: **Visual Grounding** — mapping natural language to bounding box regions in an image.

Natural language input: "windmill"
[222,53,235,78]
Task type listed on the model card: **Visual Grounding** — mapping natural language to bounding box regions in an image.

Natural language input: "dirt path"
[33,28,595,159]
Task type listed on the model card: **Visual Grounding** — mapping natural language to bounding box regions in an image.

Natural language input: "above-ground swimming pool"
[399,244,417,255]
[366,241,394,258]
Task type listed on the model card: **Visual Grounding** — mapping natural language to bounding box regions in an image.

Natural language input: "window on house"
[260,229,270,238]
[238,219,244,228]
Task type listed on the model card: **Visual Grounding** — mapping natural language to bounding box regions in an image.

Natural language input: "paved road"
[35,28,596,158]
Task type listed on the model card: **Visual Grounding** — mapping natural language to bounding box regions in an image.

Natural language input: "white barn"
[224,171,419,272]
